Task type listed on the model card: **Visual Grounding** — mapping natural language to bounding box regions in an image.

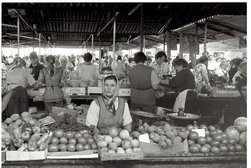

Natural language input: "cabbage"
[234,117,247,132]
[224,126,240,141]
[239,132,246,146]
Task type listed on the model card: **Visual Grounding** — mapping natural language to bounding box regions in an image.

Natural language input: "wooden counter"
[2,155,246,168]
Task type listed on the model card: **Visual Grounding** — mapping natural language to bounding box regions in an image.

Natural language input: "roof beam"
[197,23,235,37]
[128,4,142,16]
[97,12,119,36]
[207,20,246,34]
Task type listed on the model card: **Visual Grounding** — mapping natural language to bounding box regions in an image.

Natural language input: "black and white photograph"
[1,1,247,167]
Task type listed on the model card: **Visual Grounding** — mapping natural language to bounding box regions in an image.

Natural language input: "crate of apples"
[47,129,98,158]
[186,119,246,157]
[96,127,143,161]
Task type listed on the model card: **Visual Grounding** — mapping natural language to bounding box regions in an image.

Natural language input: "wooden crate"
[47,150,99,159]
[100,150,144,161]
[6,150,47,161]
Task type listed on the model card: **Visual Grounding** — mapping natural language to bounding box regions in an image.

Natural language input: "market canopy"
[2,3,247,48]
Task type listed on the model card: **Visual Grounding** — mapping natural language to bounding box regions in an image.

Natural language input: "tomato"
[83,133,91,139]
[59,144,68,151]
[188,139,195,146]
[208,125,216,132]
[205,130,211,136]
[59,137,68,144]
[188,131,199,140]
[189,144,200,153]
[78,137,87,145]
[219,144,228,152]
[91,143,98,149]
[195,144,201,148]
[197,137,207,145]
[228,139,237,145]
[21,131,31,142]
[210,130,217,136]
[200,124,208,130]
[54,129,64,138]
[87,138,95,145]
[74,132,83,139]
[50,137,59,145]
[83,144,91,150]
[221,139,228,145]
[227,144,235,152]
[204,144,211,149]
[210,146,220,154]
[213,133,223,142]
[206,136,213,143]
[68,138,77,145]
[65,132,74,139]
[210,140,220,147]
[200,146,210,153]
[186,124,194,131]
[48,144,59,152]
[216,129,223,134]
[221,133,227,139]
[235,144,244,152]
[76,144,84,151]
[67,144,76,152]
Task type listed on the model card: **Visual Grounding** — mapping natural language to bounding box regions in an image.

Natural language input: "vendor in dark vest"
[128,52,161,113]
[169,58,197,114]
[29,51,44,81]
[86,75,132,133]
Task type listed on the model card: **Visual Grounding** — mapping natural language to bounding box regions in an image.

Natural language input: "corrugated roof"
[2,3,247,47]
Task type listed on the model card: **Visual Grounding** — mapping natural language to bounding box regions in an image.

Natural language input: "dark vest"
[96,97,125,131]
[128,64,156,107]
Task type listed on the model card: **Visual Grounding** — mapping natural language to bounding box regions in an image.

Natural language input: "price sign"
[191,129,206,137]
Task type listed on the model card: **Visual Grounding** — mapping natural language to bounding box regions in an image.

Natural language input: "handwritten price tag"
[191,129,206,137]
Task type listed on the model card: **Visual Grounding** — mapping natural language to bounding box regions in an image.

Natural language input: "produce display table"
[2,155,246,168]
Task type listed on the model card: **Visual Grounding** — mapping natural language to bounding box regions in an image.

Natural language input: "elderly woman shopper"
[86,75,132,133]
[37,55,66,115]
[3,57,36,116]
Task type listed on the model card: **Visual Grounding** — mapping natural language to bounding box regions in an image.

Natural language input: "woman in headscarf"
[86,75,132,133]
[37,55,66,115]
[3,57,36,117]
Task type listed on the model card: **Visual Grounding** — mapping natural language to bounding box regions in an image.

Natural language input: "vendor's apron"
[173,89,196,113]
[96,97,125,133]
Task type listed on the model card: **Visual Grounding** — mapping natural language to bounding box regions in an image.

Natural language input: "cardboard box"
[6,150,47,161]
[87,87,131,97]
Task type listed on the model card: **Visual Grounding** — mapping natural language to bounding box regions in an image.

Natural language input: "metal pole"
[39,33,41,57]
[163,25,166,52]
[140,5,144,52]
[91,34,94,54]
[113,16,116,60]
[143,36,146,53]
[204,19,207,56]
[17,16,20,57]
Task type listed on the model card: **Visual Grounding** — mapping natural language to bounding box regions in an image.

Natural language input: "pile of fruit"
[2,112,50,151]
[96,127,141,154]
[187,117,247,156]
[131,122,188,148]
[48,130,97,152]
